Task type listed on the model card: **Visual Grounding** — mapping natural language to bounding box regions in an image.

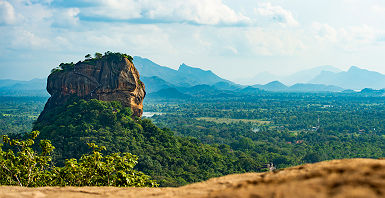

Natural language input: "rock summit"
[39,52,145,120]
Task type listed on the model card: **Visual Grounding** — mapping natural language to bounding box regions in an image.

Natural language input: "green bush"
[0,131,54,187]
[0,131,157,187]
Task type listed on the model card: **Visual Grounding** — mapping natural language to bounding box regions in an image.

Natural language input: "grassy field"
[196,117,271,124]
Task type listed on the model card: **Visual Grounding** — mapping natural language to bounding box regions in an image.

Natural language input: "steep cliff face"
[39,53,145,120]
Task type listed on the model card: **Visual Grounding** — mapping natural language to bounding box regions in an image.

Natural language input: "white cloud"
[223,46,238,55]
[2,0,80,28]
[0,1,81,50]
[147,0,250,25]
[4,0,52,26]
[312,22,338,42]
[82,0,251,25]
[10,29,50,48]
[246,28,305,56]
[0,0,16,25]
[312,22,382,51]
[52,8,80,27]
[256,3,299,27]
[372,5,385,12]
[83,0,142,19]
[3,0,385,80]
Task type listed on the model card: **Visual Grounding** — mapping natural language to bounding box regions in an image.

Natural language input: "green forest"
[145,93,385,166]
[0,97,46,135]
[32,99,268,186]
[2,92,385,187]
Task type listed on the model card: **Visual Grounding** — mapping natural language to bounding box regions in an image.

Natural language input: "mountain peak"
[178,63,191,71]
[135,57,229,87]
[348,66,362,72]
[265,80,287,87]
[261,81,288,91]
[178,63,212,73]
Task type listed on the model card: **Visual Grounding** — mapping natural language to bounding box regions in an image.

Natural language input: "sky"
[0,0,385,82]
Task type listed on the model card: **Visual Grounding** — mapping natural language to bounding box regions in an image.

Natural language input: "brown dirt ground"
[1,158,385,198]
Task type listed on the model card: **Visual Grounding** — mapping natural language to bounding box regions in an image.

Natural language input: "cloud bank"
[0,0,16,25]
[65,0,252,26]
[1,0,385,80]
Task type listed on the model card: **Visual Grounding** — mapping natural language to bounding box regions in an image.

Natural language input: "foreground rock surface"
[39,54,145,119]
[2,158,385,198]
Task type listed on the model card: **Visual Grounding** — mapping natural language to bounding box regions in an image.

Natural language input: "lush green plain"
[145,93,385,168]
[2,92,385,187]
[0,97,46,135]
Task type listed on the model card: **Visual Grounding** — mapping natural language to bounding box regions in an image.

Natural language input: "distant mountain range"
[140,76,174,94]
[252,81,344,93]
[238,65,342,85]
[134,57,351,95]
[238,65,385,91]
[1,56,385,97]
[309,66,385,90]
[134,56,231,88]
[0,78,48,96]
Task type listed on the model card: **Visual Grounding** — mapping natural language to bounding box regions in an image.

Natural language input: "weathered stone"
[2,159,385,198]
[38,54,145,120]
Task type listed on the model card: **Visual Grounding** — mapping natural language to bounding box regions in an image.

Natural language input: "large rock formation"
[39,53,145,120]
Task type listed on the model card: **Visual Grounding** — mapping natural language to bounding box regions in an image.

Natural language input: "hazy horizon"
[1,0,384,81]
[3,61,384,87]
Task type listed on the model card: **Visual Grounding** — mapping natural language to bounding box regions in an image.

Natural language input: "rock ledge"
[1,158,385,198]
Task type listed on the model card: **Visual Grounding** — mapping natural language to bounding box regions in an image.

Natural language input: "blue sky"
[0,0,385,81]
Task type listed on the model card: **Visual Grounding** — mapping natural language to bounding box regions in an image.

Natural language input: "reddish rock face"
[40,56,145,119]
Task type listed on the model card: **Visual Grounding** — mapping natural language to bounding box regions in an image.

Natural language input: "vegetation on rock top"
[50,52,134,74]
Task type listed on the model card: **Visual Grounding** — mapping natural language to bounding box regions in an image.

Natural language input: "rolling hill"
[251,81,344,93]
